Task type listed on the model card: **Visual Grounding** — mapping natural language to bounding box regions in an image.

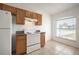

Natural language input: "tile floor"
[28,40,79,55]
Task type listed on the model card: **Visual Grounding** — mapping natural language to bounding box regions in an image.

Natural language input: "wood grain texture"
[2,4,17,14]
[40,32,45,48]
[16,9,25,24]
[35,14,42,25]
[16,35,26,55]
[0,3,3,10]
[0,3,42,25]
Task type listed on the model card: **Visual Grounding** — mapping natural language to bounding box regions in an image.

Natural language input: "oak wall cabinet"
[31,12,37,19]
[0,3,42,25]
[35,14,42,25]
[2,4,17,14]
[0,4,3,10]
[25,10,32,18]
[25,10,42,25]
[16,9,25,24]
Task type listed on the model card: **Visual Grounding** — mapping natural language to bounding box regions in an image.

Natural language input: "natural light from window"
[56,16,76,40]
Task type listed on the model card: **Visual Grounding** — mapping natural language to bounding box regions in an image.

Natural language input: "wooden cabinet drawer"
[17,36,25,40]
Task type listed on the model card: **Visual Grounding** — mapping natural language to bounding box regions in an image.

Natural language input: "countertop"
[16,34,26,35]
[16,31,45,35]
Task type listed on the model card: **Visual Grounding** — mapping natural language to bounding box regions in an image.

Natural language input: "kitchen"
[0,3,45,55]
[1,3,79,55]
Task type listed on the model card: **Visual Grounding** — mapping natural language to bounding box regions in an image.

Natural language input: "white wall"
[40,13,51,41]
[32,12,51,42]
[51,6,79,48]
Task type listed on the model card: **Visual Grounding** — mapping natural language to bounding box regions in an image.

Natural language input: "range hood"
[24,17,36,34]
[25,17,37,22]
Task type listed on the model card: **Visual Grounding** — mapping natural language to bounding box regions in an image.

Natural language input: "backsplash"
[14,24,42,32]
[14,25,24,31]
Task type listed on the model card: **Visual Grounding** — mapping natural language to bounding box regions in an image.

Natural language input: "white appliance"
[27,34,40,46]
[27,44,40,54]
[24,18,37,34]
[27,34,40,53]
[0,10,12,55]
[24,18,40,54]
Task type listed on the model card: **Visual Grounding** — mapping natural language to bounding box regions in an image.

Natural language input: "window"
[56,16,76,40]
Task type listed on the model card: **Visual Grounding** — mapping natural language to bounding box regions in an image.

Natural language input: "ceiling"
[6,3,79,15]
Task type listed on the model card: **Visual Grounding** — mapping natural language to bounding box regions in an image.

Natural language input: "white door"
[0,29,11,55]
[0,10,12,28]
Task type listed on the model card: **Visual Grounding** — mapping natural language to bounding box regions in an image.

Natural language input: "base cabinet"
[16,32,45,55]
[16,9,25,24]
[40,32,45,48]
[16,35,26,55]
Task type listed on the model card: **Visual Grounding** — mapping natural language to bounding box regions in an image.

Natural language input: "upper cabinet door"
[2,4,17,14]
[31,12,37,19]
[16,9,25,24]
[35,14,42,25]
[0,3,3,10]
[26,11,37,19]
[0,4,42,25]
[25,10,32,18]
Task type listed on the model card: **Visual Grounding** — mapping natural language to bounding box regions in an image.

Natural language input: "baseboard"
[52,38,79,48]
